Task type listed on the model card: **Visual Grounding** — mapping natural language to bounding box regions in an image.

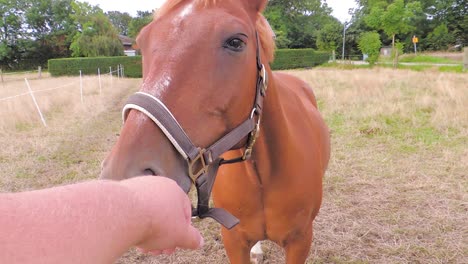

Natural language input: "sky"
[81,0,356,23]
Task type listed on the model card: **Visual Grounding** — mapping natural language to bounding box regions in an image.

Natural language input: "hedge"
[271,49,330,70]
[48,56,143,78]
[48,49,329,77]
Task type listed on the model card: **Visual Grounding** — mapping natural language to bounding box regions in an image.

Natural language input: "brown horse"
[100,0,330,263]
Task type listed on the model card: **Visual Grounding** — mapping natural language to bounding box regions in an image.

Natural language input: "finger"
[137,247,148,254]
[178,225,204,250]
[148,249,163,256]
[162,248,176,255]
[182,195,193,221]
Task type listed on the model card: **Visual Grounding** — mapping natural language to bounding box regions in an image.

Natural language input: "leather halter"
[122,33,268,230]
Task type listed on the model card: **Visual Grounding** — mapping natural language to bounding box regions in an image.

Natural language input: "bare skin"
[0,176,203,264]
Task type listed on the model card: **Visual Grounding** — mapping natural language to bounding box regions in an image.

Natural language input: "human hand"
[121,176,204,255]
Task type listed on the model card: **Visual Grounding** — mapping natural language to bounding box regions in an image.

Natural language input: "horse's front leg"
[284,225,313,264]
[222,228,254,264]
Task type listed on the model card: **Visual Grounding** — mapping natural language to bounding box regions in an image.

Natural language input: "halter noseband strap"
[122,33,268,230]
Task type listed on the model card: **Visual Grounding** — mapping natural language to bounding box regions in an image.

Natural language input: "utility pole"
[342,21,348,61]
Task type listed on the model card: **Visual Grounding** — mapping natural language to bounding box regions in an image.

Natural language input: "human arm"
[0,176,203,264]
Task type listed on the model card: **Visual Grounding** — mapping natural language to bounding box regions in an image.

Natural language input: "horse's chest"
[214,159,321,240]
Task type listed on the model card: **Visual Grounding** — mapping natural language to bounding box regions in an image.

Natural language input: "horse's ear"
[243,0,268,14]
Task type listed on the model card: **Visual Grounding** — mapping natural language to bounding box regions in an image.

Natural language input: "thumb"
[178,225,204,250]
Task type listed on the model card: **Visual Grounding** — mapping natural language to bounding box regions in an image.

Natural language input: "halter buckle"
[188,148,208,182]
[242,120,261,160]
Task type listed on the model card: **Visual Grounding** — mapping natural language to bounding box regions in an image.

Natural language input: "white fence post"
[109,66,113,87]
[80,70,83,104]
[121,64,125,78]
[24,78,47,127]
[464,47,468,71]
[98,68,102,95]
[38,66,42,78]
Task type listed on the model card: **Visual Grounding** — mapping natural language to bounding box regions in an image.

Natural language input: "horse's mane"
[154,0,276,62]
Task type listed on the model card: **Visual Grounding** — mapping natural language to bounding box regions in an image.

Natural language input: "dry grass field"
[0,68,466,263]
[0,74,137,190]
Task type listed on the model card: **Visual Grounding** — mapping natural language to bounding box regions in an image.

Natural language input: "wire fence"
[0,67,45,83]
[0,66,125,127]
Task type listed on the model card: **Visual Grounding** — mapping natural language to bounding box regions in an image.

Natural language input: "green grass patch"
[327,113,347,135]
[439,65,464,73]
[316,99,325,111]
[356,112,448,152]
[396,64,433,71]
[15,169,33,180]
[37,156,47,163]
[378,63,433,71]
[398,144,419,154]
[399,55,460,64]
[53,171,79,184]
[321,62,466,73]
[14,122,36,132]
[378,56,394,64]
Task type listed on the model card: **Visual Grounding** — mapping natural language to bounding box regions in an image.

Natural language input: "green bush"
[48,49,329,78]
[271,49,330,70]
[48,56,142,78]
[358,32,381,66]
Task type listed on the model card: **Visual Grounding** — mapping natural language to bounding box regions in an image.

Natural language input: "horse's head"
[100,0,274,196]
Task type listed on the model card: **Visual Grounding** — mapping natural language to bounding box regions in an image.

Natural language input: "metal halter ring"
[259,64,268,94]
[250,107,258,119]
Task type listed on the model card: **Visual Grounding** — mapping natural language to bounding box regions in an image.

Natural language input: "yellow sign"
[413,36,419,44]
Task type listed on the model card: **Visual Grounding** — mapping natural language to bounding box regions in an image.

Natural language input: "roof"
[118,35,134,46]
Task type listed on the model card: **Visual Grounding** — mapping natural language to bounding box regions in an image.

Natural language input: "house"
[380,46,392,57]
[118,35,138,56]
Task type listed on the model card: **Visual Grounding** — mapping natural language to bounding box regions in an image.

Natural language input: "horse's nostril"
[143,169,156,176]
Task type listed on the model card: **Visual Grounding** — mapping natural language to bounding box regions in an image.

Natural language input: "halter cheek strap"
[122,33,268,230]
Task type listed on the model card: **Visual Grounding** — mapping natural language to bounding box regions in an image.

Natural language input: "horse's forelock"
[154,0,276,63]
[155,0,218,19]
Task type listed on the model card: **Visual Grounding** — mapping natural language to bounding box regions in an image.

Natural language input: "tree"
[264,0,335,49]
[0,0,28,66]
[427,0,467,47]
[262,5,291,48]
[365,0,421,52]
[364,0,421,66]
[70,2,123,57]
[425,24,454,51]
[106,11,132,36]
[358,31,381,66]
[25,0,77,61]
[316,19,343,55]
[352,0,463,53]
[128,11,153,38]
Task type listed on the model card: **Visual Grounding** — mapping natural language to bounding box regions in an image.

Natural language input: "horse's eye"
[225,38,246,51]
